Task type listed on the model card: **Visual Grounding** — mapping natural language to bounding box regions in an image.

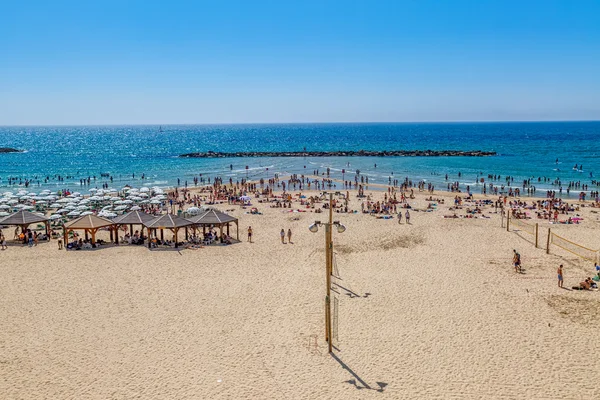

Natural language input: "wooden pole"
[546,228,551,254]
[174,228,178,248]
[506,211,510,232]
[326,192,333,353]
[535,223,539,248]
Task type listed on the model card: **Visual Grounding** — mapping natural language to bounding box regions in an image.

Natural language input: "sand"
[1,188,599,399]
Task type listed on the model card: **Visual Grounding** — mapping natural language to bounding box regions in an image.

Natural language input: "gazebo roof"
[189,209,237,225]
[0,210,48,225]
[144,214,194,229]
[64,214,115,229]
[112,210,156,225]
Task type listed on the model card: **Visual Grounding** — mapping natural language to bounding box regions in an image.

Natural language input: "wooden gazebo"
[112,210,155,244]
[143,214,194,248]
[0,210,50,239]
[188,208,239,241]
[63,214,116,248]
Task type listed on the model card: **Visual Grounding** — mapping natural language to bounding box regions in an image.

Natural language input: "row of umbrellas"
[0,186,168,219]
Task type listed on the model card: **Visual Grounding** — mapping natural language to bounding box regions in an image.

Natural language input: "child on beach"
[557,264,563,288]
[513,250,521,273]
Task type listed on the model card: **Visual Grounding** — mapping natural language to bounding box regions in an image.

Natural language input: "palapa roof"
[64,214,115,229]
[0,210,48,225]
[188,209,237,225]
[112,210,156,225]
[144,214,194,229]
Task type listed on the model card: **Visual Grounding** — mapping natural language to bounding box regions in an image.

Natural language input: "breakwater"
[179,150,496,158]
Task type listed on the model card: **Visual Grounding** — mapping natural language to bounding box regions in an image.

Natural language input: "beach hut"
[143,214,194,248]
[112,210,155,244]
[189,209,239,241]
[63,214,116,247]
[0,210,50,239]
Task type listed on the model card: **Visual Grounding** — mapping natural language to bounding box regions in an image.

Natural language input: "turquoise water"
[0,122,599,196]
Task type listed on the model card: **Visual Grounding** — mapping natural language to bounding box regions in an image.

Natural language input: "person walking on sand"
[397,211,402,224]
[0,233,6,250]
[287,228,293,244]
[280,228,286,244]
[557,264,564,288]
[513,249,521,273]
[405,210,410,224]
[247,226,253,243]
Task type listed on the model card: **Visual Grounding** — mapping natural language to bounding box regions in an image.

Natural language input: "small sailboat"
[159,126,164,133]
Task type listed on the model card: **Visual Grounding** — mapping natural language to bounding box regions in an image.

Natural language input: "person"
[0,233,6,250]
[595,263,600,279]
[280,228,286,244]
[397,211,402,224]
[57,235,63,250]
[287,228,293,244]
[513,249,521,273]
[405,210,410,224]
[247,226,253,243]
[557,264,563,288]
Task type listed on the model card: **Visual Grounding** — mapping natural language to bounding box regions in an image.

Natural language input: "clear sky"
[1,0,599,125]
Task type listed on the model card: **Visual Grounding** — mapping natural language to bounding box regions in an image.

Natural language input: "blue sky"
[1,0,599,124]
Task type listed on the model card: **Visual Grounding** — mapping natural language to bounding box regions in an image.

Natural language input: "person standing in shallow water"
[557,264,564,288]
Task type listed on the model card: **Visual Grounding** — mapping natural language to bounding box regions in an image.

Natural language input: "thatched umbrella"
[63,214,116,247]
[112,210,155,244]
[143,214,194,248]
[188,209,239,240]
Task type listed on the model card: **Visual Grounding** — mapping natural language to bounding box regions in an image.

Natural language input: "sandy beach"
[1,188,599,399]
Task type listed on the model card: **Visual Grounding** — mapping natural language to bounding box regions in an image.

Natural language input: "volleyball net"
[549,231,599,263]
[511,217,536,236]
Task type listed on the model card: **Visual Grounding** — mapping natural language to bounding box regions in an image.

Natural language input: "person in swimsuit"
[247,226,253,243]
[557,264,563,288]
[513,250,521,273]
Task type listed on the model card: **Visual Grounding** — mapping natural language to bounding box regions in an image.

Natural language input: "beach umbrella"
[89,196,103,201]
[76,205,89,210]
[49,203,62,208]
[139,200,149,204]
[140,187,150,192]
[138,193,149,198]
[114,205,128,211]
[81,211,94,216]
[36,200,47,204]
[186,207,201,215]
[0,204,10,209]
[7,199,18,205]
[67,211,81,216]
[100,212,117,218]
[56,209,69,214]
[130,206,141,211]
[0,212,8,217]
[110,196,121,202]
[57,198,73,203]
[122,199,134,204]
[49,214,62,220]
[150,199,161,204]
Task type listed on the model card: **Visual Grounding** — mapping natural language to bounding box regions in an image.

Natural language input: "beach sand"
[1,189,599,399]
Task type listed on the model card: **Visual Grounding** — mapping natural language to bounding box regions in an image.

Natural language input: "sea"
[1,122,599,197]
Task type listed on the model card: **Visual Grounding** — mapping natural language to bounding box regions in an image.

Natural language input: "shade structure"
[188,209,239,241]
[64,214,115,230]
[0,210,49,225]
[112,210,156,244]
[112,210,156,225]
[63,214,116,247]
[188,209,237,225]
[143,214,194,248]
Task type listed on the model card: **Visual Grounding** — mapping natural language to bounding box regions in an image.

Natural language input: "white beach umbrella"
[67,211,81,216]
[56,209,69,214]
[0,212,9,217]
[186,207,201,215]
[80,211,94,216]
[57,198,72,203]
[49,203,62,208]
[49,214,62,220]
[139,187,150,192]
[110,196,121,202]
[0,204,10,209]
[130,206,141,211]
[150,199,161,204]
[7,199,19,205]
[113,200,125,205]
[101,205,113,210]
[122,199,134,204]
[76,205,89,210]
[114,205,128,211]
[89,196,103,201]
